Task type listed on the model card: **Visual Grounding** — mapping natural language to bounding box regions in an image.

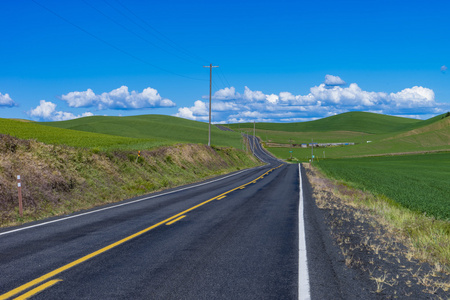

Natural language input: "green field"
[316,153,450,220]
[0,115,245,150]
[229,112,450,160]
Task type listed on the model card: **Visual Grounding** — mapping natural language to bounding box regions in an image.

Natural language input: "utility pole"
[203,64,219,146]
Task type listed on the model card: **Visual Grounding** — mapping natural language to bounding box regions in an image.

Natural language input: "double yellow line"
[0,164,283,300]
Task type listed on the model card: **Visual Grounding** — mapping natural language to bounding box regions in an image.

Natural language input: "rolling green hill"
[0,115,244,150]
[229,112,450,160]
[41,115,243,149]
[228,111,422,134]
[2,112,448,156]
[0,117,164,150]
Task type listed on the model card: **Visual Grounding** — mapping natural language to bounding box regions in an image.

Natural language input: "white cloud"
[389,86,435,108]
[0,92,16,107]
[174,100,209,121]
[28,100,93,121]
[211,87,239,100]
[61,86,175,110]
[266,94,279,104]
[441,65,447,73]
[324,74,346,86]
[307,83,386,106]
[174,76,448,123]
[29,100,56,119]
[243,86,266,102]
[60,89,97,108]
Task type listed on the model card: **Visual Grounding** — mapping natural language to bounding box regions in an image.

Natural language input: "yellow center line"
[165,215,186,225]
[12,279,62,300]
[0,164,284,300]
[216,196,226,200]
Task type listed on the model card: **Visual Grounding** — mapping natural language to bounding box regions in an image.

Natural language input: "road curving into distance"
[0,135,350,299]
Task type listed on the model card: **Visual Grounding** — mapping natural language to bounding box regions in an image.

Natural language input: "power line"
[102,0,208,65]
[31,0,207,81]
[113,0,210,65]
[218,68,231,87]
[212,81,220,92]
[215,70,227,88]
[81,0,199,66]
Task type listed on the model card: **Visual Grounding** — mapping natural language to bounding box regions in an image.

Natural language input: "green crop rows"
[316,153,450,220]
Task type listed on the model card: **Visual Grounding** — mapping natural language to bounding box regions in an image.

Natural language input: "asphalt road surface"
[0,136,346,299]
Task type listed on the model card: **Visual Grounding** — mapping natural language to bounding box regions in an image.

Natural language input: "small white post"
[17,175,23,217]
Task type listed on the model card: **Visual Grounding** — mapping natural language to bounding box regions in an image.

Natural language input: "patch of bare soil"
[304,164,449,299]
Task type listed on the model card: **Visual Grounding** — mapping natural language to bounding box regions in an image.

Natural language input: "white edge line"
[252,134,284,164]
[0,166,264,237]
[247,135,267,163]
[298,163,311,300]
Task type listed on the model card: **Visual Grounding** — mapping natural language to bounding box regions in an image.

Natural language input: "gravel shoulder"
[303,163,449,299]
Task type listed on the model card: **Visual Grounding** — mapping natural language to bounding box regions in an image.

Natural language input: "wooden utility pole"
[203,64,219,146]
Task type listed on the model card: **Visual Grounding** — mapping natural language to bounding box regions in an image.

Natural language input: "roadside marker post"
[17,175,23,217]
[135,151,141,163]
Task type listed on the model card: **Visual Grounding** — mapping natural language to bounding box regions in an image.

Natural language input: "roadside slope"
[0,134,260,227]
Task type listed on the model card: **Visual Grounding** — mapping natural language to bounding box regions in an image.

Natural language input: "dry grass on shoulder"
[304,163,449,298]
[0,134,261,228]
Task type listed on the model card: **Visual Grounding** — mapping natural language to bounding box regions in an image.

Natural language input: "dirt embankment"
[0,134,260,227]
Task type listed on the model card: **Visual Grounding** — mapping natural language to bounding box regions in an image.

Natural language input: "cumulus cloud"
[211,87,239,100]
[28,100,93,121]
[174,100,209,121]
[0,92,16,107]
[243,86,266,101]
[61,86,175,110]
[389,86,435,108]
[324,74,346,86]
[174,75,448,123]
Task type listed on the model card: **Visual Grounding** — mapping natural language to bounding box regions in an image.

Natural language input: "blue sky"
[1,0,449,123]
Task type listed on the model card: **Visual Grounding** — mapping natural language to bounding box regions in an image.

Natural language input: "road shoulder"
[302,163,449,299]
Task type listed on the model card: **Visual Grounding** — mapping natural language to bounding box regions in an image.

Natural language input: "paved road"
[0,136,316,299]
[214,124,234,132]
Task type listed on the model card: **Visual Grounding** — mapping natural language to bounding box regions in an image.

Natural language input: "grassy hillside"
[234,112,450,160]
[228,111,422,134]
[0,134,260,227]
[0,115,244,150]
[41,115,243,149]
[0,118,164,150]
[0,115,260,227]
